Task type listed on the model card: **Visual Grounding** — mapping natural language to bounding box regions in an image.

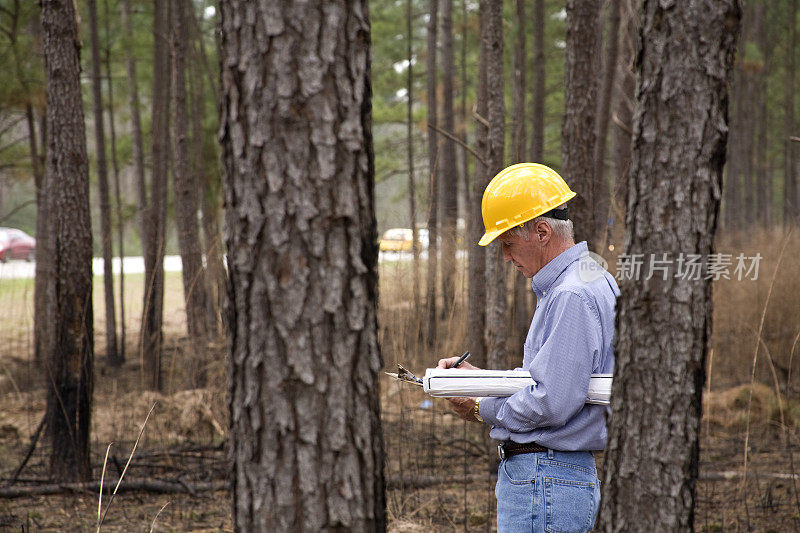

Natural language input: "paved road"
[0,255,185,280]
[0,250,466,280]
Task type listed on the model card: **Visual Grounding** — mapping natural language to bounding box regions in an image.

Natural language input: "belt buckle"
[497,444,505,461]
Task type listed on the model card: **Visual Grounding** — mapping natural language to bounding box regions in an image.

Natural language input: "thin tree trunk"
[407,0,421,315]
[188,27,219,336]
[459,0,469,230]
[483,0,506,371]
[783,0,797,226]
[425,0,439,346]
[87,0,118,365]
[143,0,171,391]
[120,0,147,254]
[598,0,741,529]
[511,0,529,364]
[725,56,745,231]
[171,0,209,385]
[530,0,545,163]
[219,2,385,529]
[611,0,636,219]
[31,97,54,369]
[593,0,620,249]
[467,0,486,368]
[755,1,771,225]
[41,0,94,482]
[105,0,125,364]
[440,0,458,314]
[563,0,602,249]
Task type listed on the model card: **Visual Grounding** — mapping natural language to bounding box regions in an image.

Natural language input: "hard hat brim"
[478,229,504,247]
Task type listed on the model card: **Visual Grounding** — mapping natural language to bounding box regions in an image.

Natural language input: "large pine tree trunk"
[440,0,458,312]
[482,0,506,370]
[143,0,171,390]
[425,0,439,346]
[598,0,741,529]
[87,0,119,366]
[171,0,209,383]
[563,0,601,249]
[219,2,385,530]
[41,0,94,482]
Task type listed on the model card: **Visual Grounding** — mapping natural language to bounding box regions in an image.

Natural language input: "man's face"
[498,229,541,278]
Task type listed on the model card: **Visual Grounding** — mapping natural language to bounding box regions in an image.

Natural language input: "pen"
[451,351,471,368]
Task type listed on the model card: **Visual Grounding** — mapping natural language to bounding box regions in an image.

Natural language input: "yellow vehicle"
[379,228,414,252]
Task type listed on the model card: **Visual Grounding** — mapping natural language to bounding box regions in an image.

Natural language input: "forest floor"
[0,344,797,532]
[0,262,799,531]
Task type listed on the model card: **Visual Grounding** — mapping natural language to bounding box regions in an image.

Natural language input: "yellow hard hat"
[478,163,576,246]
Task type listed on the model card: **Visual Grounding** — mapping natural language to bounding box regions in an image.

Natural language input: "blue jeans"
[495,449,600,533]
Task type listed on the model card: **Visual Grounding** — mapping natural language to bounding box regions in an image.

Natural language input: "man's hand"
[447,396,480,422]
[437,356,480,371]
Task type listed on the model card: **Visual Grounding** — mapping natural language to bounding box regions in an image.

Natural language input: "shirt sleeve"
[478,290,601,432]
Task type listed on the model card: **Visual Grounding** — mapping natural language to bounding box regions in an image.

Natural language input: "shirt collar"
[530,241,588,297]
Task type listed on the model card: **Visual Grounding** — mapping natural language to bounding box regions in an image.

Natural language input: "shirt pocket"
[543,477,597,533]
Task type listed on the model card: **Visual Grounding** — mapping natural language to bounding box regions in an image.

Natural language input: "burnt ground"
[0,365,797,532]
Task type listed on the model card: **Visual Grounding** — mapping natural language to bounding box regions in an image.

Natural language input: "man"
[438,163,619,532]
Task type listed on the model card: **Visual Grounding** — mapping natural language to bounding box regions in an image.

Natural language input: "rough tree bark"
[143,0,171,390]
[219,1,385,530]
[466,1,487,367]
[482,0,506,370]
[440,0,458,312]
[41,0,94,482]
[171,0,209,383]
[597,0,741,530]
[87,0,119,366]
[425,0,439,346]
[562,0,602,249]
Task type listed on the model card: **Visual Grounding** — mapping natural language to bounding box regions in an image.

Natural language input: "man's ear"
[536,220,550,243]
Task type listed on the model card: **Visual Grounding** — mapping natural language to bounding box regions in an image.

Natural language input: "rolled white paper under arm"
[422,368,612,405]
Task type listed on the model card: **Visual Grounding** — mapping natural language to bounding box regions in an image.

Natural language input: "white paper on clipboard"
[422,368,612,405]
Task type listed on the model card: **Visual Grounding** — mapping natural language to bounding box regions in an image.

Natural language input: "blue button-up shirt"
[478,241,619,451]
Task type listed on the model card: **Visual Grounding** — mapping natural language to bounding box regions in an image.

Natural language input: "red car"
[0,227,36,262]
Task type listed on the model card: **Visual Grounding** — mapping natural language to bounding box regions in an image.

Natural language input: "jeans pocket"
[543,477,597,533]
[500,455,537,485]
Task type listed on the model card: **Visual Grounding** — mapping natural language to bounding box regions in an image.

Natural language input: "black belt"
[497,441,549,460]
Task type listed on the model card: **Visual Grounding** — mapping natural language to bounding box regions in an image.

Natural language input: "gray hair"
[508,216,575,242]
